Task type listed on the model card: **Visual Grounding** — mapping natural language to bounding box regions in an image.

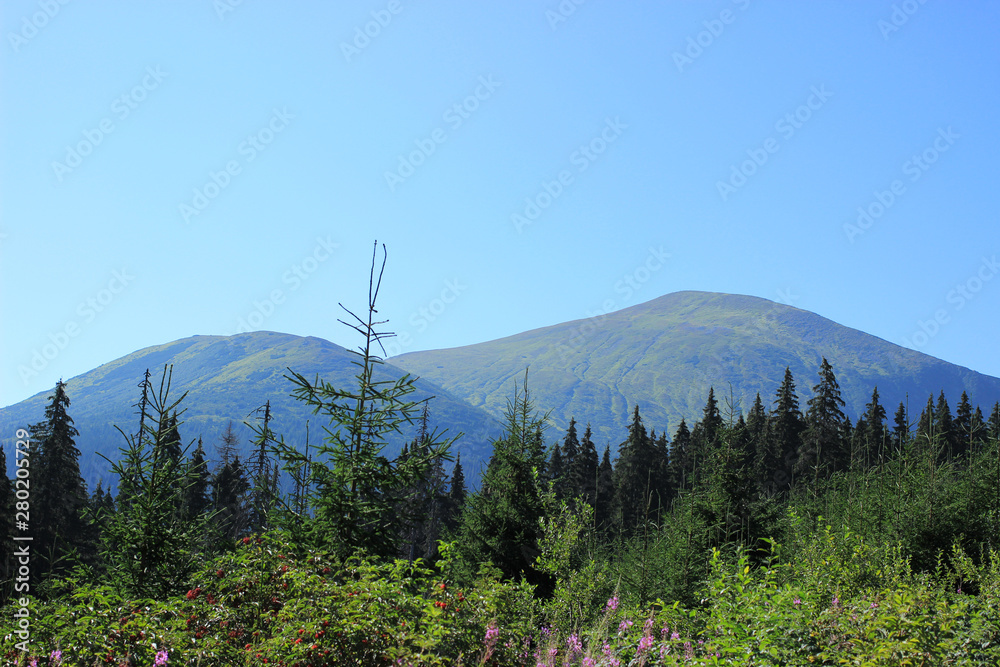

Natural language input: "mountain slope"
[391,291,1000,449]
[0,332,500,489]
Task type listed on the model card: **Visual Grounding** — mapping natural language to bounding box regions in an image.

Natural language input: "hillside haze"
[391,291,1000,449]
[0,332,500,489]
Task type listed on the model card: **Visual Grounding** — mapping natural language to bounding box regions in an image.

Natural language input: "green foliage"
[100,366,208,599]
[271,244,456,560]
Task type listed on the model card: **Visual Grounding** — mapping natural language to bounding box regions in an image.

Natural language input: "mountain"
[0,332,500,491]
[391,291,1000,449]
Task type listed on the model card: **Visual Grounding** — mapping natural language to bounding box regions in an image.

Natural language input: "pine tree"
[569,423,599,508]
[559,418,581,499]
[669,418,693,492]
[892,401,909,452]
[184,437,212,522]
[457,373,549,582]
[989,403,1000,442]
[212,456,251,542]
[859,387,888,468]
[797,358,848,482]
[594,445,615,536]
[955,391,974,458]
[273,243,456,559]
[769,368,804,489]
[449,453,467,507]
[32,380,90,579]
[103,367,206,597]
[613,406,665,534]
[934,391,957,461]
[247,401,278,533]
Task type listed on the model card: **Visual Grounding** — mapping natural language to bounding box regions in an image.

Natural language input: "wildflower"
[870,601,878,609]
[583,659,597,667]
[154,651,169,667]
[684,641,694,661]
[832,595,839,608]
[49,651,62,665]
[618,618,633,633]
[793,597,802,607]
[637,634,654,654]
[566,633,583,655]
[671,631,680,641]
[483,623,500,661]
[606,595,619,611]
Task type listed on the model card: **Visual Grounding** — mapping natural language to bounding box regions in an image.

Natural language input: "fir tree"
[212,456,251,542]
[33,380,90,579]
[457,373,549,582]
[934,391,957,461]
[669,418,693,492]
[613,406,664,534]
[797,359,847,482]
[569,423,600,508]
[769,368,804,489]
[184,437,212,522]
[594,445,616,535]
[559,418,581,499]
[449,453,467,507]
[955,391,974,458]
[892,401,910,452]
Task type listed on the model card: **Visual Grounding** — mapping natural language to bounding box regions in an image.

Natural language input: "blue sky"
[2,0,998,409]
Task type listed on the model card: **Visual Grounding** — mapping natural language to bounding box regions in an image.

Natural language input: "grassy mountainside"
[391,291,1000,449]
[0,332,499,489]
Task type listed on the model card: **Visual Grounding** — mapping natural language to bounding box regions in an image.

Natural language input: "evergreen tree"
[892,400,910,452]
[934,391,957,461]
[669,418,693,492]
[613,405,662,534]
[690,388,723,483]
[769,368,805,489]
[748,393,780,495]
[457,374,549,582]
[184,437,212,522]
[989,403,1000,442]
[212,456,250,542]
[217,420,240,466]
[858,387,888,468]
[449,453,467,507]
[569,423,600,508]
[32,380,90,579]
[247,401,278,533]
[594,445,615,535]
[955,391,974,458]
[548,442,564,494]
[559,418,581,499]
[103,367,205,598]
[797,358,848,482]
[273,243,455,559]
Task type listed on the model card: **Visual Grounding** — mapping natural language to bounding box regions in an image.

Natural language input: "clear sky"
[2,1,998,409]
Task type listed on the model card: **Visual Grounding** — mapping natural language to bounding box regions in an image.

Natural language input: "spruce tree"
[955,391,974,458]
[457,374,549,582]
[797,358,847,482]
[892,401,910,452]
[614,405,658,534]
[559,418,581,499]
[669,418,693,492]
[33,380,90,579]
[594,445,615,536]
[184,437,212,522]
[449,453,467,507]
[934,391,957,461]
[212,456,250,542]
[858,387,888,468]
[989,403,1000,442]
[769,368,804,489]
[569,423,599,508]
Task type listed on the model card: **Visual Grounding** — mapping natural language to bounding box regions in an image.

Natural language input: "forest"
[3,257,1000,666]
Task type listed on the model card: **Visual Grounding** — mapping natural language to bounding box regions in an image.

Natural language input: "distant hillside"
[0,332,500,491]
[391,291,1000,449]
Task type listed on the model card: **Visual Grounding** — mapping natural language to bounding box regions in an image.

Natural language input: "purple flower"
[566,633,583,655]
[154,651,169,667]
[49,651,62,666]
[607,595,619,611]
[793,597,802,607]
[671,631,680,641]
[637,634,654,654]
[618,618,634,633]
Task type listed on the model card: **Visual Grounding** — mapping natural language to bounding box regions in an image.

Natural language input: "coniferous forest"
[4,251,1000,665]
